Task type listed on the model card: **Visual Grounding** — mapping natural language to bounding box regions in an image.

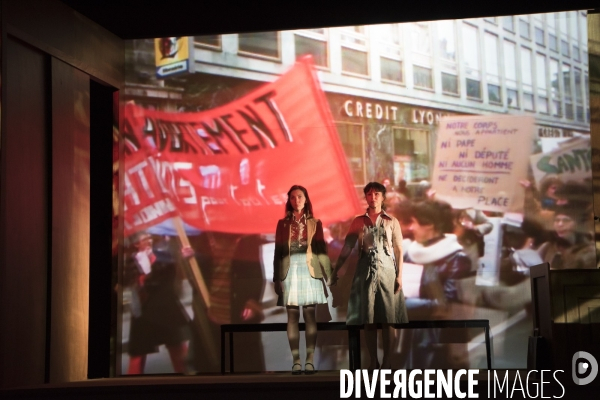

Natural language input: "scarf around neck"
[407,234,463,265]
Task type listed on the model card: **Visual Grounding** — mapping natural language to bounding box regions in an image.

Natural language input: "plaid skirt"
[282,252,327,306]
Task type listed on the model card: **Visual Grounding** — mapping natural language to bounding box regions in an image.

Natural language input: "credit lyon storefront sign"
[341,98,454,126]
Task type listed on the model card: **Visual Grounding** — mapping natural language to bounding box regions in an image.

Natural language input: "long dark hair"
[411,199,454,234]
[285,185,314,219]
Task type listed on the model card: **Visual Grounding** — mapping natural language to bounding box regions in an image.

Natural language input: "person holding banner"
[124,232,193,374]
[273,185,332,375]
[329,182,408,370]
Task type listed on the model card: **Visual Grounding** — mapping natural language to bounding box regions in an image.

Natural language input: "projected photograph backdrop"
[116,11,594,374]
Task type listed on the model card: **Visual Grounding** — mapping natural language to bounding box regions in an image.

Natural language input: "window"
[507,89,519,108]
[550,59,560,96]
[547,13,557,30]
[484,33,499,76]
[538,97,549,114]
[536,53,547,97]
[574,67,583,102]
[580,13,588,45]
[521,48,533,88]
[573,45,580,62]
[466,78,481,99]
[488,84,501,104]
[393,129,430,182]
[336,123,365,186]
[535,28,545,46]
[523,93,534,111]
[340,26,369,76]
[377,24,402,47]
[484,33,500,104]
[437,20,456,61]
[413,65,433,89]
[552,100,562,117]
[504,40,518,105]
[519,18,531,40]
[238,31,280,59]
[563,63,572,100]
[503,16,515,32]
[442,72,459,94]
[576,105,584,122]
[504,41,517,82]
[569,11,579,40]
[381,57,403,83]
[536,53,548,113]
[550,59,561,116]
[549,34,558,52]
[340,26,367,45]
[463,24,480,99]
[295,33,328,67]
[378,24,404,83]
[341,47,368,76]
[561,40,570,57]
[194,35,221,49]
[559,12,568,34]
[411,22,431,55]
[565,102,574,120]
[521,48,533,110]
[462,25,479,69]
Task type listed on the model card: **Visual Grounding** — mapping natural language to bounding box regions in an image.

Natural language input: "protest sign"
[529,136,591,188]
[122,57,361,234]
[431,115,535,213]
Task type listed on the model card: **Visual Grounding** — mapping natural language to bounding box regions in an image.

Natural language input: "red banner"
[123,151,178,234]
[122,57,361,235]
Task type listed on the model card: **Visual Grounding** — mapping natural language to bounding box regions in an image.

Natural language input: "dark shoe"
[292,363,302,375]
[304,362,316,375]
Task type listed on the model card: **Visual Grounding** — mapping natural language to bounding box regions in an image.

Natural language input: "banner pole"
[172,216,220,368]
[172,216,211,308]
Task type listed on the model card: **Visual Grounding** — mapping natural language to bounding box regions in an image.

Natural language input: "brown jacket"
[272,217,332,281]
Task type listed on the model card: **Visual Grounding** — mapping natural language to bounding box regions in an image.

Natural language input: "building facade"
[125,11,590,189]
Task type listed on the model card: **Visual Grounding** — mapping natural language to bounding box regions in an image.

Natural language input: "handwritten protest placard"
[529,136,591,188]
[431,115,535,213]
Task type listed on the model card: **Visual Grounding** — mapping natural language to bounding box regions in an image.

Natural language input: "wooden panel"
[49,57,90,383]
[4,0,123,88]
[0,37,49,388]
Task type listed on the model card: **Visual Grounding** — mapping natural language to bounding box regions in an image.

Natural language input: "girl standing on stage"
[329,182,408,370]
[273,185,332,374]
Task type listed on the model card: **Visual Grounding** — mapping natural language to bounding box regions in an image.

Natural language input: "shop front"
[326,93,464,192]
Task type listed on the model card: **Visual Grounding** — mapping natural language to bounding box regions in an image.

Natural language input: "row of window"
[194,14,588,66]
[192,14,589,121]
